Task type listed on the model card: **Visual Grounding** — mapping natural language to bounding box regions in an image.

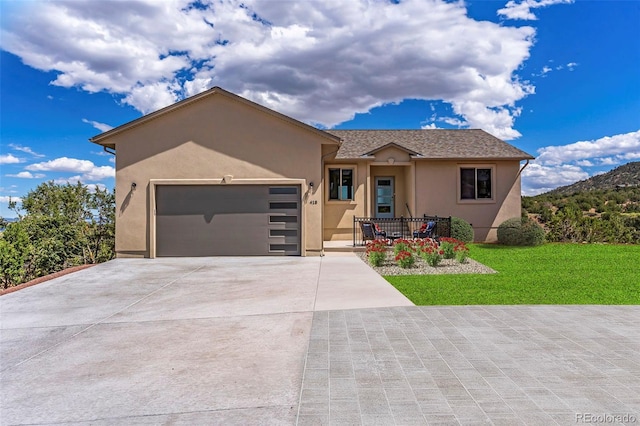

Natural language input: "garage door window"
[270,215,298,223]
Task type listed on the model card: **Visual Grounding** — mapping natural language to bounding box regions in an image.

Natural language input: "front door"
[375,177,394,218]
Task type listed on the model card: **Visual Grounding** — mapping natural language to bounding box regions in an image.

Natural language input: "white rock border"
[356,251,497,276]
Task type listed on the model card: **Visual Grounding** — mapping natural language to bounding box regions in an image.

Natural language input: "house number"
[309,200,318,205]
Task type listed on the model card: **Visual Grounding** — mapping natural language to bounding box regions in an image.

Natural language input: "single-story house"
[90,87,534,257]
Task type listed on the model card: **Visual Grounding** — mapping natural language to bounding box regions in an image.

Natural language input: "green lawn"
[385,243,640,305]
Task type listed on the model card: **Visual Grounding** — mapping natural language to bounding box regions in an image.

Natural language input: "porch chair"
[413,221,435,238]
[360,221,387,242]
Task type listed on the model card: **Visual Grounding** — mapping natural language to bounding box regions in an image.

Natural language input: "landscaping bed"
[357,237,496,276]
[356,250,495,275]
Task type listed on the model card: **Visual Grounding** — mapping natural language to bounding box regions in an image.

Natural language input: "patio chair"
[361,221,387,242]
[413,221,435,238]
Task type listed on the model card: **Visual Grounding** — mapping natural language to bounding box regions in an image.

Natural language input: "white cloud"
[535,130,640,166]
[498,0,574,21]
[522,163,589,195]
[0,0,542,139]
[0,154,21,164]
[122,81,181,115]
[25,157,115,181]
[5,171,46,179]
[9,144,45,157]
[82,118,114,132]
[522,130,640,195]
[0,196,22,204]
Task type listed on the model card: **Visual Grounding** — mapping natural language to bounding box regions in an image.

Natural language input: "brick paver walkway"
[297,306,640,425]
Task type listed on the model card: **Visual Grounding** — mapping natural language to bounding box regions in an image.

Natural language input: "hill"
[547,161,640,195]
[523,162,640,244]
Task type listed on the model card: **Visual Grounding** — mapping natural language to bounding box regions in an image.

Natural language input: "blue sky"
[1,0,639,217]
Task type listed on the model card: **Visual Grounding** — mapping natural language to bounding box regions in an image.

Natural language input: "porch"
[353,215,452,247]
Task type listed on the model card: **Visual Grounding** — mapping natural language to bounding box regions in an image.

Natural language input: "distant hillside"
[523,161,640,244]
[548,161,640,195]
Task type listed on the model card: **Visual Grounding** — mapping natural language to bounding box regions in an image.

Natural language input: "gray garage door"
[156,185,300,256]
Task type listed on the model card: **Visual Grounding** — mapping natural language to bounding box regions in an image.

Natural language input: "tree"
[0,182,115,288]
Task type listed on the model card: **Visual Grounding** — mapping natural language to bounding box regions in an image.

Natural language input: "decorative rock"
[356,251,496,276]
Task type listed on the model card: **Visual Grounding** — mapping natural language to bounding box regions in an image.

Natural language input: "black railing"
[353,215,451,246]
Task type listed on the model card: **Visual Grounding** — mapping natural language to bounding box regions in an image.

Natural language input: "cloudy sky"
[1,0,639,216]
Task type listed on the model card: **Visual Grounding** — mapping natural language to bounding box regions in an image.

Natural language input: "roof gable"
[362,142,422,158]
[90,86,341,148]
[326,129,534,160]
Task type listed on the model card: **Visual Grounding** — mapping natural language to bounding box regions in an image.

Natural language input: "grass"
[385,243,640,305]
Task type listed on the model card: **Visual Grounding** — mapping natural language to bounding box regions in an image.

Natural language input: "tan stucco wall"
[323,145,417,241]
[414,160,523,242]
[108,93,331,257]
[323,156,524,242]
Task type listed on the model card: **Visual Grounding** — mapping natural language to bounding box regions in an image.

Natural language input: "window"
[460,167,492,200]
[329,168,354,200]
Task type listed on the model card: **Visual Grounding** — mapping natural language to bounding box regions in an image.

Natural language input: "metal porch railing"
[353,215,451,246]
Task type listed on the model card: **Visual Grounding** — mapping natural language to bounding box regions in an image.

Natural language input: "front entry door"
[375,177,394,218]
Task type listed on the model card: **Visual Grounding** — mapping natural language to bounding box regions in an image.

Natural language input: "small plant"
[418,238,443,267]
[393,239,413,255]
[366,239,387,267]
[439,237,469,262]
[439,240,456,259]
[454,244,469,264]
[395,249,415,268]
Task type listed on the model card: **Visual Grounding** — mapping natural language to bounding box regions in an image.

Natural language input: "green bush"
[0,182,115,289]
[450,217,474,243]
[497,217,545,246]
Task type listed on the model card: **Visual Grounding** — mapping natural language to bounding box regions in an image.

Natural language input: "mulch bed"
[0,264,96,296]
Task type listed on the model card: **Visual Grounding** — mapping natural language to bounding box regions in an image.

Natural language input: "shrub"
[451,217,474,243]
[439,240,456,259]
[418,238,443,267]
[395,250,415,268]
[455,244,469,264]
[393,239,413,255]
[497,217,545,246]
[439,237,469,263]
[366,239,387,267]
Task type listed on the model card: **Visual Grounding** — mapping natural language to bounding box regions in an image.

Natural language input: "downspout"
[103,146,116,156]
[517,159,530,177]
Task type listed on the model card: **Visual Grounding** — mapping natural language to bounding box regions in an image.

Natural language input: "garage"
[155,185,301,256]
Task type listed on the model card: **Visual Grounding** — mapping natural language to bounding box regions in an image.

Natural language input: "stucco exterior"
[91,88,338,257]
[92,87,533,256]
[323,146,526,242]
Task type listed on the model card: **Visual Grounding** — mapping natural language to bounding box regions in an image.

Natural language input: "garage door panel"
[156,185,300,256]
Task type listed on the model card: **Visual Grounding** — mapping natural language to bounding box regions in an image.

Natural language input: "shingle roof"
[325,129,534,160]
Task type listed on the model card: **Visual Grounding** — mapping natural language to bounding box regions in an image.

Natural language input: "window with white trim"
[460,167,493,200]
[328,168,354,200]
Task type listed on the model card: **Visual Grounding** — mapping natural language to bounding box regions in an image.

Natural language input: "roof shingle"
[325,129,534,160]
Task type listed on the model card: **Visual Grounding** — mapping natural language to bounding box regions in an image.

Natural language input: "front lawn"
[385,243,640,305]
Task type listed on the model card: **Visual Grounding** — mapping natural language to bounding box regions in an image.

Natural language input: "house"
[90,87,534,257]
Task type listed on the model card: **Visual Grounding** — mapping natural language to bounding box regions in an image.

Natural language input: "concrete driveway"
[2,256,639,425]
[0,255,411,425]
